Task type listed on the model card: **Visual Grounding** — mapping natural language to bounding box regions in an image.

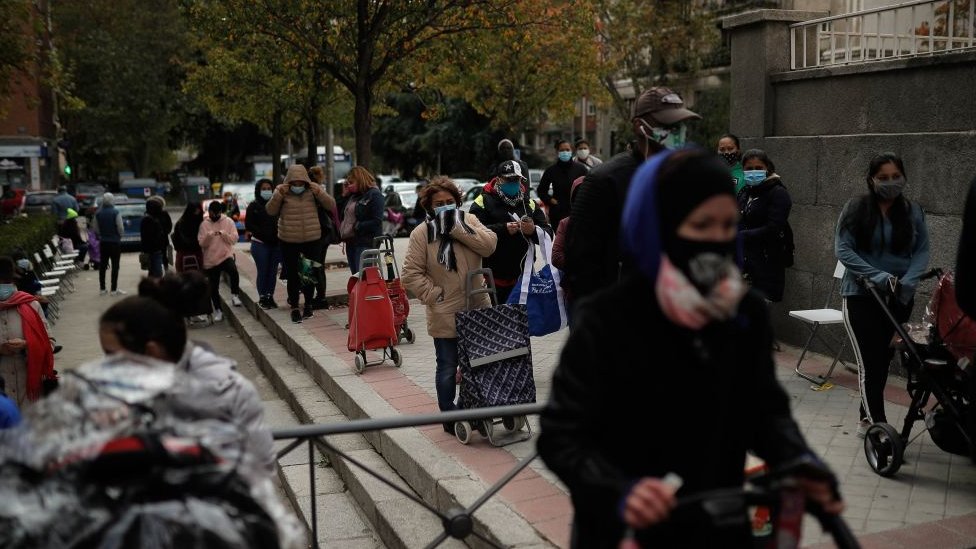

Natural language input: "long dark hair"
[841,152,913,254]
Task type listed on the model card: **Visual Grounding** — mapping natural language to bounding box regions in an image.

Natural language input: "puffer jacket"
[401,213,497,338]
[265,182,336,244]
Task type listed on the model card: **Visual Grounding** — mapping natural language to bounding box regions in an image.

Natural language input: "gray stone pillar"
[722,10,827,138]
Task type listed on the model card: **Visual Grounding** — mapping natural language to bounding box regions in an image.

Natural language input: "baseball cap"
[631,87,701,126]
[497,160,525,180]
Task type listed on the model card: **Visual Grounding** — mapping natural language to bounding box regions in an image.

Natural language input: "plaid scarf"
[426,209,474,271]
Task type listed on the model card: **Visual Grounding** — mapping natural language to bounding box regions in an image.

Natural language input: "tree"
[0,0,34,117]
[53,0,192,177]
[182,0,522,168]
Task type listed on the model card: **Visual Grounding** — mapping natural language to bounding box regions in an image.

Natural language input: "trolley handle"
[465,268,498,310]
[920,267,943,281]
[372,235,395,253]
[358,249,383,274]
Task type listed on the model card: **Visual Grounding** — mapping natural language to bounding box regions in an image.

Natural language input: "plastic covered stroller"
[859,269,976,477]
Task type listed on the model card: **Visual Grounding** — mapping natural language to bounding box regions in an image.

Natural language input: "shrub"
[0,214,57,258]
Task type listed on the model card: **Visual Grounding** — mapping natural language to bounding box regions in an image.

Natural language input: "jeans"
[432,337,459,412]
[250,240,281,298]
[99,241,121,291]
[206,257,241,308]
[281,240,322,308]
[148,251,164,278]
[347,244,367,275]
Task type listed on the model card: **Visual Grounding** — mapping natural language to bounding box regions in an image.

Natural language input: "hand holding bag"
[505,226,569,336]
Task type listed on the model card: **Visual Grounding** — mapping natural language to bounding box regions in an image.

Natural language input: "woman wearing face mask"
[245,178,282,310]
[836,152,930,437]
[717,133,745,194]
[538,139,588,230]
[538,149,843,547]
[0,256,55,407]
[338,166,383,276]
[266,164,336,323]
[574,139,602,170]
[737,149,793,303]
[172,202,204,273]
[469,160,553,303]
[401,177,497,428]
[198,200,242,322]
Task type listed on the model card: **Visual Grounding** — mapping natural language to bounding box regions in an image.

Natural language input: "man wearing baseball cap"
[562,87,701,307]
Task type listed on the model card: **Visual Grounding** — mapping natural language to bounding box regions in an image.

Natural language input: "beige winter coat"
[402,214,497,338]
[265,182,336,244]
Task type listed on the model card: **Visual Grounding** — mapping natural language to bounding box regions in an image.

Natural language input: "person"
[718,133,746,194]
[538,139,588,231]
[222,191,241,221]
[551,175,586,271]
[51,185,79,224]
[574,138,602,170]
[140,198,168,278]
[172,202,204,272]
[0,256,55,407]
[307,166,339,309]
[246,178,282,310]
[402,178,497,426]
[93,192,125,296]
[198,200,242,322]
[57,207,89,267]
[468,160,552,303]
[563,87,701,306]
[957,176,976,318]
[486,138,530,182]
[836,152,930,436]
[0,376,21,428]
[538,149,843,548]
[737,149,793,302]
[338,166,383,276]
[147,195,173,270]
[99,271,274,474]
[266,164,335,324]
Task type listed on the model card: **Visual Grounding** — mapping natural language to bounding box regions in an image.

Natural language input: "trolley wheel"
[390,347,402,368]
[502,416,517,432]
[354,353,366,374]
[516,415,527,431]
[864,422,904,477]
[455,421,472,445]
[404,327,416,344]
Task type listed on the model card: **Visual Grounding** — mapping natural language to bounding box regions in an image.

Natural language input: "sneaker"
[267,298,279,309]
[231,294,242,307]
[213,309,224,322]
[303,305,313,319]
[110,289,127,296]
[192,315,208,322]
[291,308,302,324]
[856,419,871,438]
[99,289,108,296]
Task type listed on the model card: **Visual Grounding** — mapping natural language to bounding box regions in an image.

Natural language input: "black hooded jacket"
[957,177,976,317]
[468,182,552,283]
[245,182,279,246]
[737,175,792,302]
[538,159,588,229]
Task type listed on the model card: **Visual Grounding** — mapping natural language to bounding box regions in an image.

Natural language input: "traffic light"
[63,164,72,176]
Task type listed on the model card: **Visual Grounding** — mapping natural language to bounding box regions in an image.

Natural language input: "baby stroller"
[860,268,976,477]
[373,236,415,344]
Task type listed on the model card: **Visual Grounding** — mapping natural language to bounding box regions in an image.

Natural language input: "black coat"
[538,160,587,229]
[737,176,792,302]
[245,199,279,246]
[468,185,552,282]
[350,186,385,247]
[140,215,167,253]
[562,149,643,303]
[538,275,815,548]
[172,217,202,253]
[958,177,976,318]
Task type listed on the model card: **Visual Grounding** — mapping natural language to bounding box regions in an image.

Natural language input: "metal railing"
[272,403,547,549]
[790,0,976,70]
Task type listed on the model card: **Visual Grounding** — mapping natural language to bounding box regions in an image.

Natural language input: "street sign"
[198,184,206,195]
[143,187,151,197]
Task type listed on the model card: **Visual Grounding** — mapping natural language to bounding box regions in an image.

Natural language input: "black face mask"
[720,151,740,166]
[665,237,736,294]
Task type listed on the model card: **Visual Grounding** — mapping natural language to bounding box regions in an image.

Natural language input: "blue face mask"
[260,190,273,200]
[558,151,573,162]
[0,284,15,301]
[500,181,521,196]
[433,203,456,216]
[743,170,767,186]
[290,185,306,195]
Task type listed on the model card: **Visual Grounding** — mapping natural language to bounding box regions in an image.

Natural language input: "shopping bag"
[506,225,568,336]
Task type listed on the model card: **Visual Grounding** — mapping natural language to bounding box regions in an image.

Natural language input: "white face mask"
[577,148,590,160]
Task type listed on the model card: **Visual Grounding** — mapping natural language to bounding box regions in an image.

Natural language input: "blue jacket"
[351,187,385,247]
[96,206,123,244]
[835,197,930,303]
[0,394,21,429]
[52,192,79,221]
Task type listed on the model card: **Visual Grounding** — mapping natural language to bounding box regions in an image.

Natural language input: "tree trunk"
[325,125,335,186]
[354,81,372,168]
[271,110,283,185]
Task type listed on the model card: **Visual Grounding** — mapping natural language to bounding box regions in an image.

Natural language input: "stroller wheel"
[354,353,366,374]
[404,327,416,344]
[390,347,403,368]
[864,422,904,477]
[455,421,472,445]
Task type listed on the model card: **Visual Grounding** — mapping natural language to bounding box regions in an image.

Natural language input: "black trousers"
[206,257,240,308]
[98,241,122,291]
[281,240,322,308]
[843,294,913,424]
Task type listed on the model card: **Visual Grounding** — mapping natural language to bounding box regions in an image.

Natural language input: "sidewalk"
[232,240,976,548]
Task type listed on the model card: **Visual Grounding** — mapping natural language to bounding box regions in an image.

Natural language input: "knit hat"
[65,208,78,220]
[101,192,115,206]
[621,148,733,279]
[283,164,312,185]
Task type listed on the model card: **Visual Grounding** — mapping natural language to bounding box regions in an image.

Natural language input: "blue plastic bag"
[506,226,568,336]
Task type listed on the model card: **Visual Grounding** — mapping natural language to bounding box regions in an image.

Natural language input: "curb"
[220,277,553,548]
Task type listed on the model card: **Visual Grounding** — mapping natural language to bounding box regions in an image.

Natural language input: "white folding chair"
[789,261,850,387]
[52,235,79,261]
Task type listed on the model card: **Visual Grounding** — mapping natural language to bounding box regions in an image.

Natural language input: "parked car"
[24,191,58,215]
[376,174,404,186]
[452,178,481,194]
[1,188,25,218]
[114,198,147,250]
[73,182,106,216]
